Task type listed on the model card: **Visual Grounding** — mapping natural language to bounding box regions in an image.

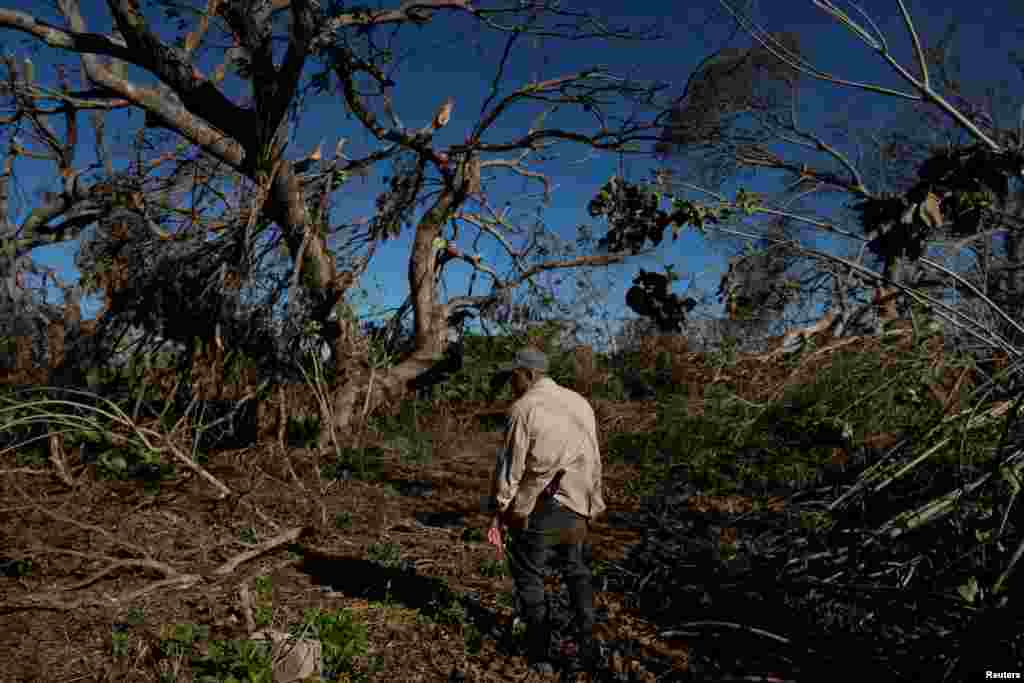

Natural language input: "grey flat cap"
[497,347,549,374]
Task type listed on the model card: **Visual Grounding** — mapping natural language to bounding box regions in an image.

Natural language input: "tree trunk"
[318,186,463,442]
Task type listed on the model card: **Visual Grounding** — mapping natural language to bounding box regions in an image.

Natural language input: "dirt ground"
[0,409,703,683]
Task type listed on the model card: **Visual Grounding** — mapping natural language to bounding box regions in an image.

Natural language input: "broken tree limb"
[15,486,153,558]
[18,547,188,592]
[1,573,202,612]
[153,436,232,499]
[212,526,309,576]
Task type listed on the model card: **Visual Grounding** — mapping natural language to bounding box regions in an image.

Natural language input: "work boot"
[525,618,554,674]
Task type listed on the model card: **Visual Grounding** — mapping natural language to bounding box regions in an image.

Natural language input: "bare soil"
[0,405,711,683]
[3,331,940,682]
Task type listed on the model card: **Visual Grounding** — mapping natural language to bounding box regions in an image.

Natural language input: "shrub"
[299,608,369,679]
[285,414,321,447]
[478,557,509,578]
[366,542,402,569]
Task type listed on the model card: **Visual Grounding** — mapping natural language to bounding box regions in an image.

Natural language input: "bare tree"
[0,1,671,437]
[648,1,1024,353]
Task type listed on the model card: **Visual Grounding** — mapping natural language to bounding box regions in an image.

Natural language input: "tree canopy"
[0,0,679,429]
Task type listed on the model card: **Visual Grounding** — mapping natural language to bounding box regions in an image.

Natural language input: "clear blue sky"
[4,1,1023,345]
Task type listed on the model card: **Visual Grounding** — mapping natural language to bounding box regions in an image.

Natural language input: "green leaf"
[432,237,448,251]
[957,576,979,604]
[1000,463,1022,495]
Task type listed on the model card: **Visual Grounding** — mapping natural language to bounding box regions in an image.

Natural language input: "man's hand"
[487,514,505,559]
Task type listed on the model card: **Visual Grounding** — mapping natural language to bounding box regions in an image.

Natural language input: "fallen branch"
[109,573,203,604]
[0,573,201,612]
[212,526,309,576]
[661,620,793,645]
[17,545,186,591]
[150,433,233,499]
[2,489,300,615]
[16,486,153,558]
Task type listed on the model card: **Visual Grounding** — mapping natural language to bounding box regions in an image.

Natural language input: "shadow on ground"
[296,545,694,681]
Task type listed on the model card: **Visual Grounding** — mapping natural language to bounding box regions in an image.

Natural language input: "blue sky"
[4,0,1023,345]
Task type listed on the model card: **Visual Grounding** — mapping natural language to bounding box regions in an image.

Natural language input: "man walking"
[485,347,605,674]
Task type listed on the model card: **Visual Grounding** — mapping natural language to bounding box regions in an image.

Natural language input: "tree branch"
[0,8,130,55]
[101,0,260,153]
[55,0,249,169]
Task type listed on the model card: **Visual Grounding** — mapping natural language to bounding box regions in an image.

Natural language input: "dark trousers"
[507,495,595,638]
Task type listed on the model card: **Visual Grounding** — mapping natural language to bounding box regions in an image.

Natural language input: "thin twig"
[660,621,792,646]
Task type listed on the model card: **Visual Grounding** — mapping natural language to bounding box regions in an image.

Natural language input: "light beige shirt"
[490,377,606,523]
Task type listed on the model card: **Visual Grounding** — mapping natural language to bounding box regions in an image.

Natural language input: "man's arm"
[492,410,530,515]
[487,410,530,557]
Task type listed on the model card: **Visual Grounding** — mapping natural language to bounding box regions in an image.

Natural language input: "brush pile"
[599,397,1024,681]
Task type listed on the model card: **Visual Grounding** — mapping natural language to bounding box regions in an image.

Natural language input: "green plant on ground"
[366,541,402,569]
[158,622,210,659]
[254,575,273,628]
[590,371,626,401]
[605,431,659,465]
[286,414,322,448]
[334,511,353,529]
[189,638,274,683]
[158,607,372,683]
[299,608,369,679]
[385,434,433,464]
[366,654,386,677]
[437,598,467,627]
[369,396,423,435]
[605,340,967,500]
[0,556,33,578]
[254,606,273,629]
[419,582,467,626]
[320,446,384,482]
[511,618,527,641]
[463,623,483,655]
[478,557,509,578]
[286,544,304,563]
[496,591,515,609]
[110,626,130,658]
[0,386,177,487]
[461,527,484,543]
[14,446,46,467]
[621,462,672,498]
[709,335,740,370]
[254,575,272,596]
